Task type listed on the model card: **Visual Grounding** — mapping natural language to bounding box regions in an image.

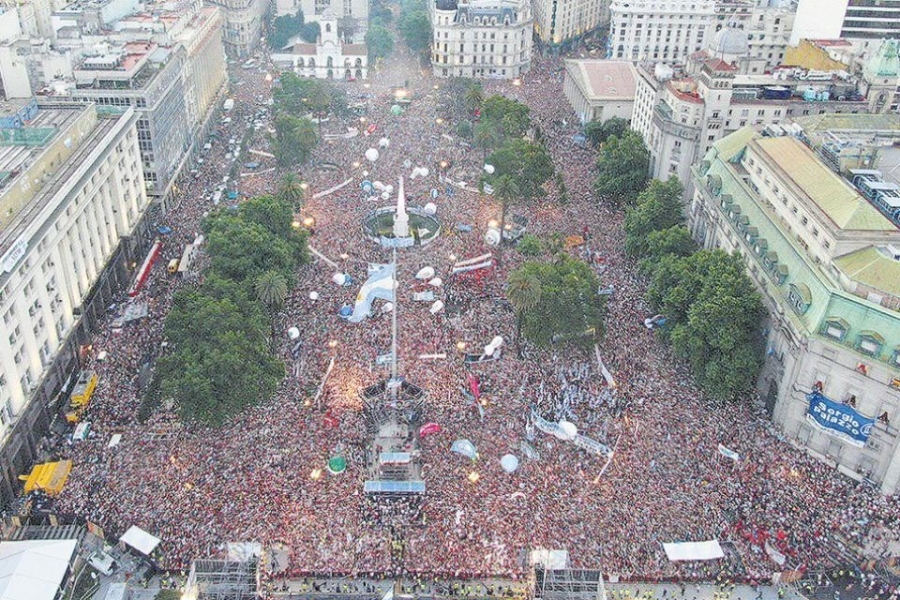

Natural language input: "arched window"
[326,23,332,33]
[327,56,333,68]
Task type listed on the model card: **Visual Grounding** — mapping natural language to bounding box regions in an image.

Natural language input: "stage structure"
[183,558,259,600]
[532,549,607,600]
[360,247,428,498]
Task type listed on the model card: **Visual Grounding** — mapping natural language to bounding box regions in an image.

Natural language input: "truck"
[223,98,235,111]
[65,370,98,423]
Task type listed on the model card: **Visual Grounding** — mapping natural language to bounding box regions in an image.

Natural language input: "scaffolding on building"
[533,549,606,600]
[184,558,259,600]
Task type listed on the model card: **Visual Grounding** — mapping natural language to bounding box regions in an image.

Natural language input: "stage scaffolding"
[184,558,259,600]
[533,549,606,600]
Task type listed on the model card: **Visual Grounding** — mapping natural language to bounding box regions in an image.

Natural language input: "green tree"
[256,270,289,350]
[474,121,504,160]
[203,214,296,285]
[517,234,542,256]
[365,22,394,62]
[623,177,684,256]
[464,83,484,114]
[511,256,606,348]
[158,285,284,426]
[278,173,305,212]
[479,95,530,139]
[594,131,650,204]
[638,225,696,276]
[484,139,554,202]
[398,9,431,52]
[269,11,303,50]
[506,269,542,351]
[584,117,630,148]
[272,114,317,167]
[647,250,765,401]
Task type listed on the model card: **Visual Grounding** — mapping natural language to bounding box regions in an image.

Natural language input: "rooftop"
[754,136,897,232]
[792,113,900,134]
[566,60,637,101]
[834,246,900,297]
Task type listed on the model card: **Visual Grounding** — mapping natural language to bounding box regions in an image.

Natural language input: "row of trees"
[152,194,309,426]
[365,0,394,62]
[398,0,432,53]
[623,176,766,402]
[270,72,348,167]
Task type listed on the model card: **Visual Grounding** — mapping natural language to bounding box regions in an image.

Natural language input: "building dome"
[711,27,749,57]
[435,0,457,10]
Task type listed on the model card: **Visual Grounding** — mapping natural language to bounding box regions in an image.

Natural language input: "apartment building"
[631,39,898,189]
[0,100,151,506]
[792,0,900,61]
[688,128,900,493]
[430,0,532,79]
[532,0,606,49]
[205,0,267,57]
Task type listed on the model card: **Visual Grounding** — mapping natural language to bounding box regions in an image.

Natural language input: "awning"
[790,283,812,304]
[720,194,733,206]
[663,540,725,562]
[119,526,161,556]
[860,330,885,345]
[755,238,768,250]
[825,316,850,330]
[0,539,78,600]
[364,480,425,494]
[379,452,411,465]
[766,251,779,263]
[777,264,789,276]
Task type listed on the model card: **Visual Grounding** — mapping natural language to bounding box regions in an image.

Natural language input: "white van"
[88,550,117,576]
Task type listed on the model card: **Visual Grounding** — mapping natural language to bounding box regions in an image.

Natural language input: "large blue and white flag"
[806,390,875,447]
[348,263,396,323]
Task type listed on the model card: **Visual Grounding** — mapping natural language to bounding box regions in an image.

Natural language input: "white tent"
[120,525,161,556]
[662,541,725,562]
[0,539,78,600]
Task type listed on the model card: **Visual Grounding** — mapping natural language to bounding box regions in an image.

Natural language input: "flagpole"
[391,246,399,389]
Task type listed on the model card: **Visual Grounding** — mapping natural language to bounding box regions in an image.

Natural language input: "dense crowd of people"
[44,40,900,594]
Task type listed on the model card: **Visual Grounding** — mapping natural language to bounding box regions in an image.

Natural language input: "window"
[787,283,811,315]
[823,317,849,341]
[857,331,884,357]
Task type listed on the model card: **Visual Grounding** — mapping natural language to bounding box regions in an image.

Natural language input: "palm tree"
[464,83,484,115]
[506,269,542,354]
[279,173,305,212]
[491,175,520,267]
[255,271,289,350]
[474,121,502,161]
[293,117,318,165]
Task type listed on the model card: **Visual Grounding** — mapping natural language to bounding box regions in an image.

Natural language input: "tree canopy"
[623,177,685,256]
[584,117,630,148]
[157,195,308,426]
[272,114,317,167]
[268,11,319,50]
[594,131,650,204]
[365,22,394,62]
[647,250,765,402]
[509,256,606,348]
[398,0,431,53]
[273,72,347,119]
[484,139,554,202]
[479,95,530,140]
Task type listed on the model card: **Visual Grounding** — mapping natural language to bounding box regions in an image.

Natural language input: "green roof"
[791,113,900,134]
[834,246,900,297]
[711,126,756,162]
[755,137,896,232]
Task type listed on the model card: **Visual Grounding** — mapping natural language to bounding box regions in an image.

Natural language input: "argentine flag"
[348,263,396,323]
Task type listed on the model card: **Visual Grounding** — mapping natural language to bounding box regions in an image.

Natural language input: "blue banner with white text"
[806,391,875,447]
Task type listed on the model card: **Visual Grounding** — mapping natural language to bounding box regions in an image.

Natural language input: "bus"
[66,370,99,423]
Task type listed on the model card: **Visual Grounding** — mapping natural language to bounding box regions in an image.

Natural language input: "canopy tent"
[120,525,161,556]
[0,539,77,600]
[662,541,725,562]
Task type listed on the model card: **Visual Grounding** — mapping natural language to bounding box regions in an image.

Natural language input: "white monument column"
[393,176,410,238]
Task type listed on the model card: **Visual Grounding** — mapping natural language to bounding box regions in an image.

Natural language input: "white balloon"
[309,291,320,300]
[415,267,435,280]
[385,185,394,194]
[485,228,501,246]
[490,336,504,348]
[378,137,390,148]
[381,191,390,200]
[420,168,429,177]
[362,170,369,177]
[484,345,495,356]
[332,273,347,285]
[558,421,578,441]
[423,202,437,215]
[382,302,394,313]
[365,148,379,162]
[373,181,385,191]
[288,327,300,340]
[428,277,442,287]
[483,164,495,174]
[500,454,519,473]
[429,300,444,314]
